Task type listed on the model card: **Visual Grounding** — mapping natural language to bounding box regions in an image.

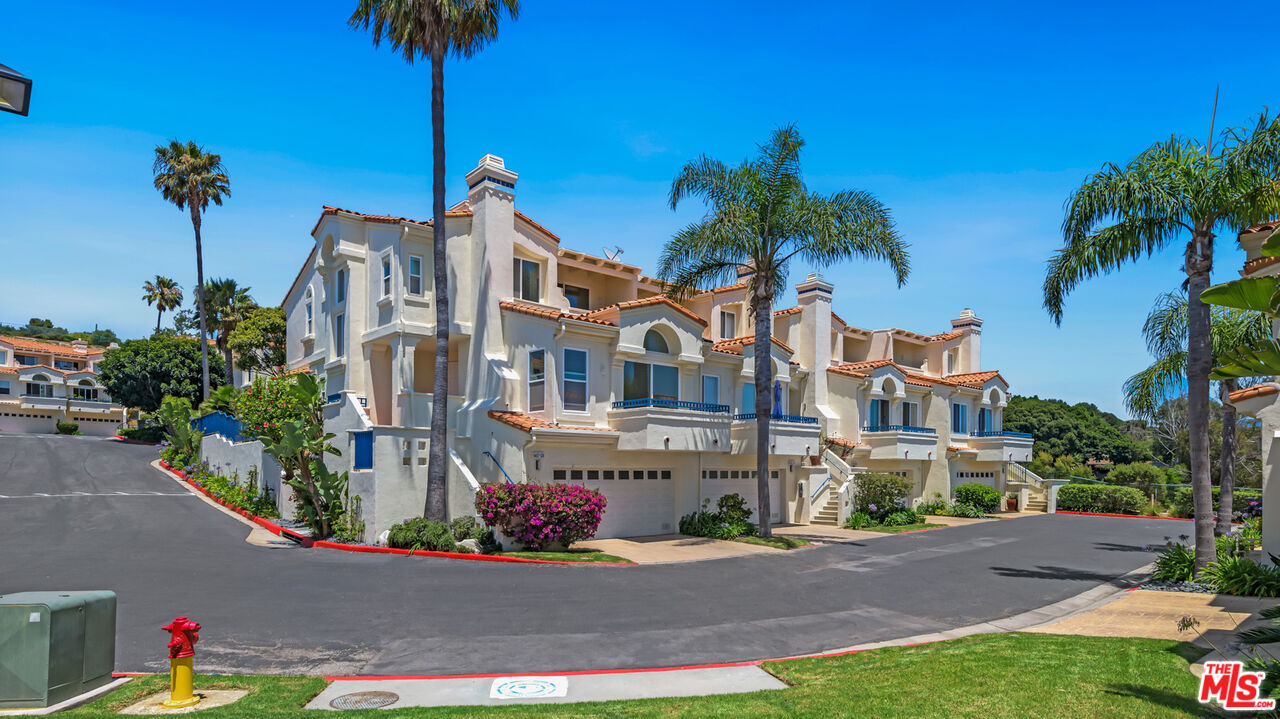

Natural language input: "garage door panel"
[702,471,781,524]
[556,467,674,539]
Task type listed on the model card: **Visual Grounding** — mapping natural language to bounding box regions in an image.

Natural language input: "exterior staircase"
[811,484,841,525]
[1008,462,1050,513]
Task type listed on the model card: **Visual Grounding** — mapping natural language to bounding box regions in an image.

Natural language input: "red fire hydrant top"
[161,616,201,659]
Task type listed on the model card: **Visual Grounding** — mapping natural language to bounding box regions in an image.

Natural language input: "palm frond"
[1123,351,1187,419]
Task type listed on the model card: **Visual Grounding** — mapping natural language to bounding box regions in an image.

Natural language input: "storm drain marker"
[329,690,400,709]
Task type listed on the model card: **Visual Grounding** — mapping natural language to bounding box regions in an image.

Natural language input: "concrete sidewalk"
[575,534,777,563]
[1027,589,1270,642]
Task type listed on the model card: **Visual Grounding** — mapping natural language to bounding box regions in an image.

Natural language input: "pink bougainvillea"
[476,483,607,551]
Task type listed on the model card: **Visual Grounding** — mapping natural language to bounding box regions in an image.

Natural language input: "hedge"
[1056,484,1145,514]
[954,482,1002,513]
[1171,487,1262,519]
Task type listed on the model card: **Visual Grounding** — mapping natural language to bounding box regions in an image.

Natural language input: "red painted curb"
[157,461,629,566]
[112,435,159,446]
[325,659,765,681]
[1056,510,1192,521]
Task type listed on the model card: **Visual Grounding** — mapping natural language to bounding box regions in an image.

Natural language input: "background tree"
[1042,112,1280,570]
[228,306,287,378]
[1123,291,1270,532]
[350,0,520,522]
[658,125,909,537]
[203,277,257,385]
[153,140,231,402]
[142,276,184,335]
[96,337,225,412]
[1002,395,1152,464]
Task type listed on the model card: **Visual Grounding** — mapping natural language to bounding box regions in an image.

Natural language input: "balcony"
[20,392,63,410]
[730,413,821,456]
[966,430,1035,462]
[860,424,939,460]
[608,398,731,451]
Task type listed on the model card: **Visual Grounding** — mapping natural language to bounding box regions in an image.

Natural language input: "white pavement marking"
[821,536,1019,573]
[307,666,786,709]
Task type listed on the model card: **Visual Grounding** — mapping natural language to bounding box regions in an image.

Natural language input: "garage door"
[0,411,57,434]
[954,470,997,490]
[701,469,782,524]
[554,467,675,539]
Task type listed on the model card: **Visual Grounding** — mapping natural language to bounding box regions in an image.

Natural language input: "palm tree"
[1044,112,1280,569]
[1123,291,1269,532]
[142,276,183,335]
[659,125,909,537]
[350,0,519,522]
[153,140,231,402]
[204,278,257,386]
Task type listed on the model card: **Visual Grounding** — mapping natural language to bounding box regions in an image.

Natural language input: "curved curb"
[1056,510,1192,522]
[154,461,631,567]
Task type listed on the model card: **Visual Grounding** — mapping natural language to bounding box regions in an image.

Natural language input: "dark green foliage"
[844,511,872,529]
[953,482,1002,513]
[949,502,985,519]
[1201,555,1280,597]
[853,473,913,519]
[1152,543,1196,582]
[96,337,225,411]
[1003,395,1151,464]
[1106,462,1166,485]
[387,518,456,552]
[55,421,79,435]
[449,516,500,554]
[157,395,201,468]
[678,493,758,539]
[198,385,238,415]
[0,319,118,345]
[1055,484,1145,514]
[917,493,949,515]
[118,425,165,443]
[1170,486,1262,518]
[882,509,921,527]
[227,306,287,375]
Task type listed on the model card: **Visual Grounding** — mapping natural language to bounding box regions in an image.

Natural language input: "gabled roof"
[0,336,103,358]
[827,361,1006,391]
[944,370,1006,389]
[583,296,706,327]
[1229,383,1279,404]
[499,300,617,327]
[310,204,474,236]
[928,331,963,342]
[827,359,895,378]
[1240,219,1280,236]
[711,335,794,356]
[773,306,802,317]
[488,410,613,433]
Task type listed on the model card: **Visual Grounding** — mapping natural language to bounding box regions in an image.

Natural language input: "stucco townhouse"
[0,336,124,435]
[279,154,1034,541]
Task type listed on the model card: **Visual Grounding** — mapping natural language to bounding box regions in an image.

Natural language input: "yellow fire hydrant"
[160,616,202,708]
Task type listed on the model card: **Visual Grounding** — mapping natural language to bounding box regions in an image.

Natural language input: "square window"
[730,470,740,479]
[603,470,615,480]
[553,469,566,480]
[513,258,540,302]
[618,470,629,480]
[570,469,583,480]
[562,284,589,309]
[647,470,658,480]
[660,470,671,480]
[587,469,599,480]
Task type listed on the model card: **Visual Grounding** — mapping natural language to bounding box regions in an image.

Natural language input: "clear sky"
[2,0,1277,416]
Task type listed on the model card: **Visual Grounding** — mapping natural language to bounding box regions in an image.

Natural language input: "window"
[562,284,589,309]
[16,354,37,366]
[562,348,587,411]
[720,310,737,339]
[54,360,78,371]
[978,407,993,433]
[643,328,669,353]
[336,268,346,304]
[334,313,345,357]
[947,349,957,374]
[0,351,7,364]
[901,401,919,427]
[304,288,314,336]
[623,361,678,401]
[72,382,98,401]
[26,376,53,397]
[869,398,889,427]
[0,380,9,395]
[742,382,755,412]
[381,255,392,297]
[951,402,968,434]
[702,374,720,405]
[528,349,545,412]
[408,255,423,296]
[513,258,540,302]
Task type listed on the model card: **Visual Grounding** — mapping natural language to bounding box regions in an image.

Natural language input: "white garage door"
[954,470,997,490]
[0,412,58,434]
[701,469,782,524]
[554,467,675,539]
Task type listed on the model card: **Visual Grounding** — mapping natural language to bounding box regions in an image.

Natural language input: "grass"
[733,535,811,550]
[494,548,634,564]
[860,522,947,534]
[65,634,1209,718]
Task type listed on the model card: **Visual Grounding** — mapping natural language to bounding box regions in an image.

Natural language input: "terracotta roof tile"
[827,359,895,378]
[586,296,706,327]
[514,210,561,244]
[825,436,867,450]
[700,281,747,295]
[1240,219,1280,236]
[928,331,964,342]
[711,335,794,355]
[773,306,802,317]
[827,360,1001,390]
[310,204,474,236]
[280,366,312,377]
[0,336,104,358]
[944,370,1005,389]
[947,445,977,453]
[500,300,617,326]
[488,410,612,433]
[1229,383,1280,403]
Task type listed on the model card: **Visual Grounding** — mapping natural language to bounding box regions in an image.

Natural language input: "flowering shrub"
[475,483,607,550]
[231,374,307,443]
[185,460,279,518]
[853,473,912,520]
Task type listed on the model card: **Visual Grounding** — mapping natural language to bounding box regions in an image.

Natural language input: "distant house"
[0,336,124,435]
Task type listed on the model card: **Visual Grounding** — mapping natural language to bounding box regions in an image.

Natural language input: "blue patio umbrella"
[772,380,782,417]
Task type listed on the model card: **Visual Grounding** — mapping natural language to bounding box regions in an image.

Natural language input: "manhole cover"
[330,691,400,709]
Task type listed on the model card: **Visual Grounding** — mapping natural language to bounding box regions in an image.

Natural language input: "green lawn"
[734,535,811,550]
[495,549,634,564]
[859,522,947,534]
[65,634,1208,718]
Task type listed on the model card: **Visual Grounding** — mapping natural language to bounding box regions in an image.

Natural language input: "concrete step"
[811,517,839,526]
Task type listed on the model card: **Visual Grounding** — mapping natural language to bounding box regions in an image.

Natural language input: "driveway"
[0,435,1181,676]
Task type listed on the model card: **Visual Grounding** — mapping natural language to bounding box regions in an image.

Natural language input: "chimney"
[796,272,838,429]
[71,339,88,354]
[950,308,983,373]
[465,154,518,201]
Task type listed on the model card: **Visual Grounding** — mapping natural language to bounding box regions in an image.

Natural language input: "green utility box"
[0,591,116,708]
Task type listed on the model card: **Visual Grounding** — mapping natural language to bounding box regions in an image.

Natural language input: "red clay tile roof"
[773,306,802,317]
[0,336,103,358]
[947,445,976,453]
[500,300,617,326]
[944,370,1006,389]
[711,335,795,355]
[514,210,561,244]
[928,331,964,342]
[1229,383,1280,403]
[488,410,612,433]
[310,204,474,235]
[703,281,747,295]
[828,361,1006,390]
[280,366,312,377]
[1240,220,1280,236]
[1243,255,1280,275]
[0,364,97,377]
[825,436,867,450]
[827,359,895,378]
[585,296,706,327]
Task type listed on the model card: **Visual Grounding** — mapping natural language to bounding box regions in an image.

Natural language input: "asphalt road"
[0,434,1181,676]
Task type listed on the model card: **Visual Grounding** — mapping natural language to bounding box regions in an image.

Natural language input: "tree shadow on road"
[990,565,1131,583]
[1093,542,1152,553]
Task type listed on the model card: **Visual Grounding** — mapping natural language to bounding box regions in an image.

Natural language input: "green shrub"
[189,463,279,519]
[119,425,165,443]
[1170,487,1263,519]
[1152,543,1196,582]
[1107,462,1165,486]
[1201,556,1280,597]
[882,509,921,527]
[1056,484,1145,514]
[844,511,872,529]
[157,395,201,468]
[953,482,1002,513]
[387,518,457,552]
[198,385,239,415]
[678,493,758,540]
[949,502,985,519]
[853,473,913,518]
[450,516,500,554]
[679,510,723,537]
[918,493,949,516]
[55,421,79,435]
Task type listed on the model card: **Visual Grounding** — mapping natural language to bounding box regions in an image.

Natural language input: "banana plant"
[258,373,343,538]
[1202,273,1280,379]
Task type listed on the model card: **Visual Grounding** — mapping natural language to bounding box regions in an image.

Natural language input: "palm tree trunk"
[1218,378,1238,535]
[752,289,773,538]
[424,40,449,522]
[1186,230,1216,570]
[224,343,235,386]
[156,307,163,335]
[190,205,211,402]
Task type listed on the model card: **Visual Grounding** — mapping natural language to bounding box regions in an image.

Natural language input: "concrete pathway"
[307,666,786,709]
[575,534,775,563]
[1027,589,1271,642]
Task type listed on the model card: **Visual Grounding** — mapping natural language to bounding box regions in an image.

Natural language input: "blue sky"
[2,0,1277,417]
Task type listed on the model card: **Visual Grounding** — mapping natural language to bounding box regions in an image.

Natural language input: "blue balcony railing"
[611,398,730,413]
[971,430,1033,438]
[191,411,246,443]
[863,425,937,434]
[734,413,820,425]
[326,393,342,405]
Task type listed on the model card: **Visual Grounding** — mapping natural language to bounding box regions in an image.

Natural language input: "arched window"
[32,374,49,383]
[643,328,669,353]
[26,374,53,398]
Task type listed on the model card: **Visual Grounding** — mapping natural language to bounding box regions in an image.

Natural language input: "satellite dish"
[603,246,623,261]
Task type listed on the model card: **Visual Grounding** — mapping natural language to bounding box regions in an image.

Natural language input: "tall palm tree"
[142,275,183,335]
[350,0,519,522]
[204,278,256,386]
[153,140,231,402]
[1044,113,1280,569]
[659,125,909,537]
[1123,291,1270,532]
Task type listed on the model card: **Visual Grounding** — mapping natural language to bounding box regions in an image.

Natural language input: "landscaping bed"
[71,634,1208,718]
[734,535,811,550]
[860,522,947,534]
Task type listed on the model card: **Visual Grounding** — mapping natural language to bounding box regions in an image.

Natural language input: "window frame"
[561,346,588,413]
[334,313,346,357]
[335,268,346,305]
[304,287,314,337]
[408,254,423,296]
[561,283,589,309]
[901,400,920,427]
[869,397,889,427]
[623,359,679,402]
[528,349,546,412]
[951,402,968,435]
[381,252,393,298]
[513,257,540,302]
[701,373,720,405]
[0,380,9,395]
[720,309,737,340]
